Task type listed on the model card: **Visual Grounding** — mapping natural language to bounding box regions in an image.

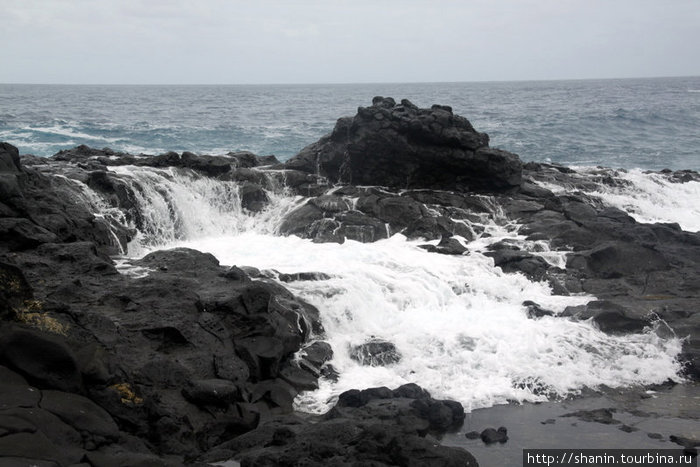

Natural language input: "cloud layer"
[2,0,699,84]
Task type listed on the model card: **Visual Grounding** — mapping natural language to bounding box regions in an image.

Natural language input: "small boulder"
[349,338,401,366]
[481,426,508,444]
[523,300,555,319]
[239,182,269,212]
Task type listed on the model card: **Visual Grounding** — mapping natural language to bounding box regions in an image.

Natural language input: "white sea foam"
[108,165,303,256]
[30,124,122,144]
[533,167,700,232]
[580,168,700,232]
[113,258,153,279]
[85,167,682,414]
[464,209,571,269]
[170,232,680,413]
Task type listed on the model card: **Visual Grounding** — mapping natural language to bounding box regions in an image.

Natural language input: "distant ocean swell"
[1,77,699,170]
[0,119,322,160]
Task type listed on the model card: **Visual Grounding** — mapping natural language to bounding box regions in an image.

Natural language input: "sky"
[2,0,699,84]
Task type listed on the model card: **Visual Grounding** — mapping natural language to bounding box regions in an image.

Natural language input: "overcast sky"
[2,0,699,84]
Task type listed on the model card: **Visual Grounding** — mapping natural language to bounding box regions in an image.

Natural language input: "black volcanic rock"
[0,149,131,255]
[275,98,525,243]
[278,199,393,244]
[486,248,550,281]
[480,426,509,444]
[523,300,555,319]
[419,236,470,255]
[285,96,522,192]
[0,243,328,461]
[1,95,700,465]
[238,182,269,212]
[0,142,21,172]
[278,184,485,244]
[579,241,670,279]
[562,408,620,425]
[203,383,476,466]
[349,339,402,366]
[563,300,651,334]
[517,164,700,376]
[0,262,32,320]
[0,218,58,251]
[52,145,278,176]
[0,327,83,393]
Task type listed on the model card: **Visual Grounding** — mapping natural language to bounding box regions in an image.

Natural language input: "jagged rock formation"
[284,96,522,192]
[201,383,477,467]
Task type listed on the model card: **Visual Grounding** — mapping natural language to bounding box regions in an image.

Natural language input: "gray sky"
[2,0,699,84]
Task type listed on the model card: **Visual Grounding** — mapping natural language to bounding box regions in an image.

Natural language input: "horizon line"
[2,74,699,87]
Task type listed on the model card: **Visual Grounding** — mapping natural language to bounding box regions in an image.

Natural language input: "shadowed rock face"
[284,96,523,192]
[202,383,477,467]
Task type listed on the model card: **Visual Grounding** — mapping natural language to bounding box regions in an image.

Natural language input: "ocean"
[2,78,699,414]
[1,77,700,170]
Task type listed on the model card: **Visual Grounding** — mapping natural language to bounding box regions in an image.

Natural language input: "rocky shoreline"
[1,97,698,465]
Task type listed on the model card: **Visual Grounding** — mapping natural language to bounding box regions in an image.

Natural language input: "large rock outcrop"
[0,141,479,465]
[284,97,522,192]
[201,383,477,467]
[0,241,328,463]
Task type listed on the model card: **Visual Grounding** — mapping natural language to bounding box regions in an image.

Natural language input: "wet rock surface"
[0,242,327,463]
[447,382,700,467]
[201,383,476,467]
[284,96,521,192]
[349,339,402,367]
[1,98,699,465]
[1,135,480,464]
[517,164,700,378]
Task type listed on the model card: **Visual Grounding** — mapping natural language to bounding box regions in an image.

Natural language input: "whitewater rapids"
[87,165,687,413]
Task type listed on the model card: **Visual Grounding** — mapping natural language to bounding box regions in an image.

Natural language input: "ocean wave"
[28,124,123,144]
[2,78,699,167]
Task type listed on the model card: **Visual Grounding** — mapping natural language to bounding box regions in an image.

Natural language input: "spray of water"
[536,167,700,232]
[67,165,683,412]
[106,166,304,255]
[587,168,700,232]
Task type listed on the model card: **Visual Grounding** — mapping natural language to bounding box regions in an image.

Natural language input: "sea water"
[97,166,687,413]
[1,77,699,170]
[2,78,698,412]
